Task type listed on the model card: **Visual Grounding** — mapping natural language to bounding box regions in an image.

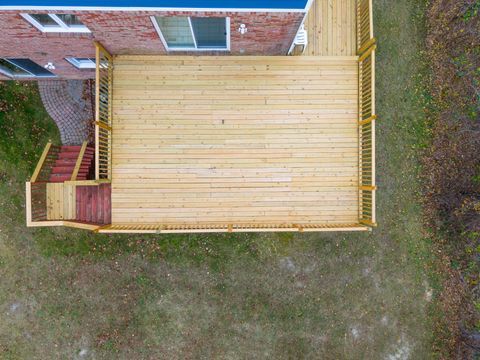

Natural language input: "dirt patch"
[385,336,412,360]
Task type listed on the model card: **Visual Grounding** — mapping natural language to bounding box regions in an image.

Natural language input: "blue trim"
[0,0,308,9]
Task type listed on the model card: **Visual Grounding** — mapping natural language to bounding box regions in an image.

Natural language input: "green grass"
[0,1,442,358]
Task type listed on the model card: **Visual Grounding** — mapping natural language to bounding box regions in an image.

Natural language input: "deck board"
[303,0,357,56]
[46,183,76,220]
[111,56,359,226]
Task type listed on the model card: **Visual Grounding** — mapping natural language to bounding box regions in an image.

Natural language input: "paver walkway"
[38,80,94,145]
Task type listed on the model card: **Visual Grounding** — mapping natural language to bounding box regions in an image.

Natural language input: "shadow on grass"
[33,228,311,269]
[33,225,378,276]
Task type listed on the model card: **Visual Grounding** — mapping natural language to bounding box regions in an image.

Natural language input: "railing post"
[26,181,33,225]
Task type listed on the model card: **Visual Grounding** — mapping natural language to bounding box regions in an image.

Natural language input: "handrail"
[26,142,61,223]
[357,0,376,227]
[95,41,113,180]
[70,141,88,181]
[30,142,52,182]
[30,142,61,183]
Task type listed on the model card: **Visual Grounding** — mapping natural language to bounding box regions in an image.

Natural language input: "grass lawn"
[0,1,440,358]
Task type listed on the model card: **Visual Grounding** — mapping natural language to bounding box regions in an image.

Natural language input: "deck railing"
[95,41,113,180]
[96,223,369,234]
[26,142,61,223]
[357,0,374,52]
[357,0,376,227]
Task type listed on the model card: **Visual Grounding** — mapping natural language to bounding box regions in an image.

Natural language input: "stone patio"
[38,80,94,145]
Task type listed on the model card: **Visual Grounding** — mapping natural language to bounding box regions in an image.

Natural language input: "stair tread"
[58,153,80,159]
[56,159,77,164]
[49,175,71,182]
[48,145,96,183]
[74,184,111,225]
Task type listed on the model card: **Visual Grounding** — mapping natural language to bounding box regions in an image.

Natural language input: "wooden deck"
[26,1,377,233]
[303,0,357,56]
[111,55,359,227]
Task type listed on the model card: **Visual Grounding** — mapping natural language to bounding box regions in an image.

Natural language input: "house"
[0,0,377,233]
[0,0,311,79]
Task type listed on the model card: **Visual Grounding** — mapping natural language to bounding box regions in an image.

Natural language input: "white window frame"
[0,58,56,78]
[151,16,230,52]
[21,13,91,33]
[66,57,96,69]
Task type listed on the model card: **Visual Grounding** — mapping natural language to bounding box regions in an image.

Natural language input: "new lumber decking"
[304,0,357,56]
[27,0,377,232]
[111,55,359,227]
[46,183,76,220]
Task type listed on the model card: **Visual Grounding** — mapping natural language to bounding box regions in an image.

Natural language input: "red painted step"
[55,159,77,166]
[49,174,72,182]
[61,145,82,151]
[75,184,111,225]
[48,145,96,182]
[52,166,75,173]
[58,152,80,159]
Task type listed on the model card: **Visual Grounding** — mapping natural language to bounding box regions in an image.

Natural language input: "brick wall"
[0,10,303,79]
[0,12,96,79]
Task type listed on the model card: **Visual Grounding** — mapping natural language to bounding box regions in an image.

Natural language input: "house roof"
[0,0,310,11]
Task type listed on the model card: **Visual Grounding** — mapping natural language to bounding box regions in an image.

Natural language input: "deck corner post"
[25,181,32,226]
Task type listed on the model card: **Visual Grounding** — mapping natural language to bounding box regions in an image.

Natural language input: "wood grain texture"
[111,55,359,226]
[46,183,76,220]
[303,0,357,56]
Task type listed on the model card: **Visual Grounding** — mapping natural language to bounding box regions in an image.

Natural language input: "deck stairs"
[49,145,94,182]
[76,184,111,224]
[43,144,112,224]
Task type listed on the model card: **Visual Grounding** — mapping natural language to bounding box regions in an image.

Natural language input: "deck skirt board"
[111,56,359,226]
